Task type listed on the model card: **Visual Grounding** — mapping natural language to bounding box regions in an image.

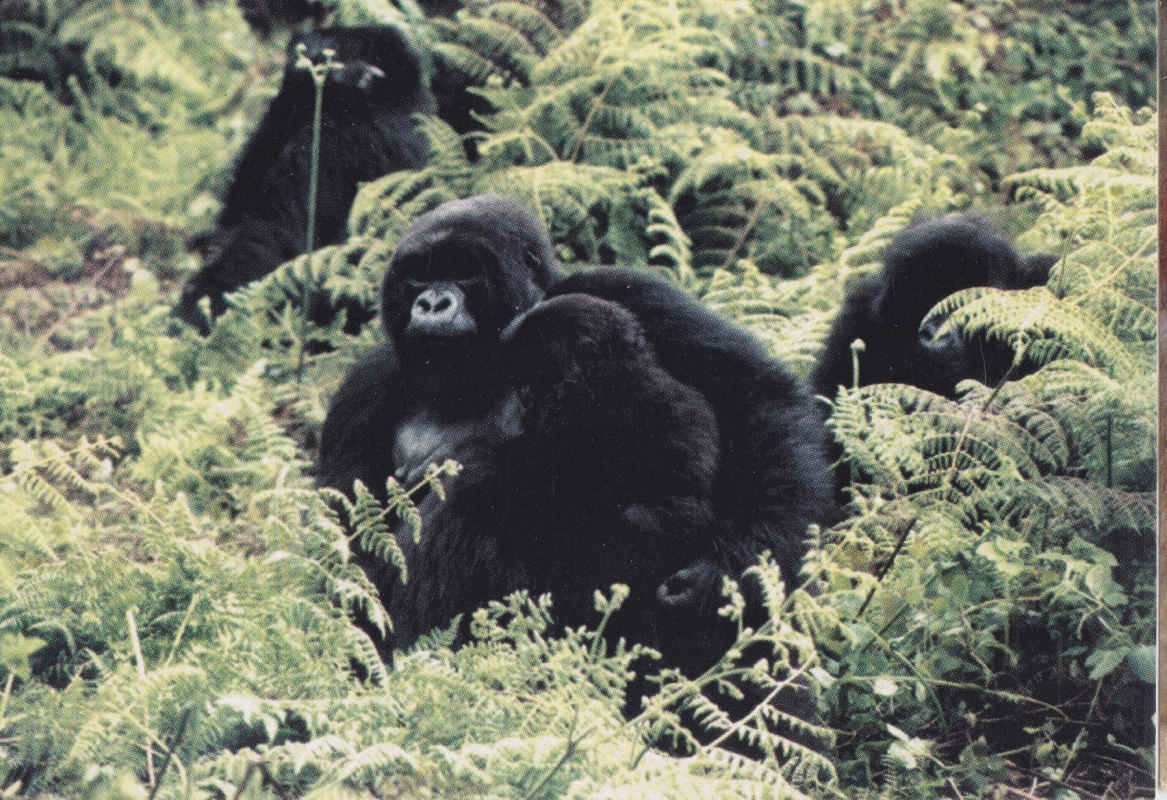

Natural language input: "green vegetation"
[0,0,1154,797]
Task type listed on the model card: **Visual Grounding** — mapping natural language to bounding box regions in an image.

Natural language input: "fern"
[425,0,591,96]
[0,1,1155,797]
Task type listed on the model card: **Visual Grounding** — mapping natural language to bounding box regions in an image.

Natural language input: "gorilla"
[234,0,335,39]
[317,194,834,678]
[499,293,721,667]
[545,267,832,603]
[812,215,1058,401]
[173,25,434,334]
[317,195,561,649]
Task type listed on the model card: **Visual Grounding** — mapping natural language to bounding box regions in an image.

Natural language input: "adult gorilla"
[317,194,833,674]
[318,195,562,650]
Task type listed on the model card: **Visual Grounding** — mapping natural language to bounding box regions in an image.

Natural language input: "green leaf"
[0,633,45,681]
[1125,645,1154,683]
[887,741,919,770]
[1085,648,1124,680]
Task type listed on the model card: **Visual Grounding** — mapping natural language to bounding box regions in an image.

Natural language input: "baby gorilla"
[500,293,720,655]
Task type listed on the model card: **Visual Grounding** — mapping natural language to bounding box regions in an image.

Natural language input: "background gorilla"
[812,215,1058,401]
[233,0,335,39]
[173,25,434,334]
[318,194,834,679]
[499,293,720,669]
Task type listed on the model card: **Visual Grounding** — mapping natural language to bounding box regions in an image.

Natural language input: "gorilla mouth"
[404,326,477,341]
[398,331,495,376]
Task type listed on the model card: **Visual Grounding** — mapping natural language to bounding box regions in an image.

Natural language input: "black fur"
[547,269,834,590]
[318,196,835,682]
[174,26,434,334]
[499,293,721,662]
[234,0,334,38]
[316,195,561,650]
[812,215,1058,401]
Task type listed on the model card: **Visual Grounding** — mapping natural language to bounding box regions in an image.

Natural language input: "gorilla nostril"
[416,297,432,313]
[434,297,452,313]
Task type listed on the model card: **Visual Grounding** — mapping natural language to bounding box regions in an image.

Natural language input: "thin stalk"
[296,46,339,382]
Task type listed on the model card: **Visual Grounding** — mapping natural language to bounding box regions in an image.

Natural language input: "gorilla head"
[283,26,430,114]
[501,293,659,409]
[377,196,562,407]
[383,196,558,359]
[813,215,1058,400]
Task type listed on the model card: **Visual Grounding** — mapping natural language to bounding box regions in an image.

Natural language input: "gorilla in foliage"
[499,293,721,671]
[317,195,563,650]
[812,215,1058,401]
[233,0,335,39]
[316,194,834,681]
[173,25,434,334]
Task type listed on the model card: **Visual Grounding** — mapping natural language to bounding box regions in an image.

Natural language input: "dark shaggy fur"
[317,195,835,681]
[812,215,1058,400]
[174,26,434,334]
[499,293,721,663]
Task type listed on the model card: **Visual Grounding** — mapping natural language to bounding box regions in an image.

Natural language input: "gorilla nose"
[415,290,454,316]
[408,285,477,337]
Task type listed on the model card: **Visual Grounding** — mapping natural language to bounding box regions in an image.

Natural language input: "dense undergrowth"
[0,0,1155,797]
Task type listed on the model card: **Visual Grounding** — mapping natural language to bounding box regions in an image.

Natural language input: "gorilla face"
[380,196,562,378]
[286,26,426,109]
[378,200,560,375]
[384,242,497,364]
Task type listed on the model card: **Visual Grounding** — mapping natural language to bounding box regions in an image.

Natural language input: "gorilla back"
[499,293,722,661]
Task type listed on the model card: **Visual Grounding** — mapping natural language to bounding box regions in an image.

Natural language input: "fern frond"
[930,286,1140,379]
